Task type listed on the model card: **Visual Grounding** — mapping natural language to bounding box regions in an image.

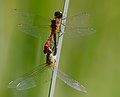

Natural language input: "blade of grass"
[48,0,69,97]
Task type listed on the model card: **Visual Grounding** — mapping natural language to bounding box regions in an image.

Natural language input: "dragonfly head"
[54,11,62,19]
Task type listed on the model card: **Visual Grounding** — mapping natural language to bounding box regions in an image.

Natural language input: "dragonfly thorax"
[51,19,57,28]
[51,18,61,31]
[46,50,55,66]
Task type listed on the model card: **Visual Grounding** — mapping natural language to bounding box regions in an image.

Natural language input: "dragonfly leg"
[59,32,64,37]
[57,28,63,38]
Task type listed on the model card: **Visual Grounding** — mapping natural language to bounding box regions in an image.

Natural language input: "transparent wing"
[8,64,51,90]
[13,9,50,24]
[57,70,87,93]
[62,12,96,38]
[64,27,96,38]
[17,23,50,38]
[13,9,51,38]
[65,12,90,27]
[13,9,96,38]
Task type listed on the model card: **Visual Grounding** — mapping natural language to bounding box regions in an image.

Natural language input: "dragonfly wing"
[8,76,29,89]
[13,9,50,38]
[8,64,51,90]
[62,12,96,38]
[64,12,90,28]
[8,75,37,90]
[13,9,50,24]
[57,70,87,93]
[17,23,49,38]
[64,27,96,38]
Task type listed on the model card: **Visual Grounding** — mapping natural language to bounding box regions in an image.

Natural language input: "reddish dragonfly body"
[43,11,62,55]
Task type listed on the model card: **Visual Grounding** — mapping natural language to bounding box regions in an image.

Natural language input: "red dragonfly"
[43,11,62,56]
[8,47,87,93]
[13,9,96,50]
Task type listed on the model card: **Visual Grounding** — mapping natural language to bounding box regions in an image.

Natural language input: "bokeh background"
[0,0,120,97]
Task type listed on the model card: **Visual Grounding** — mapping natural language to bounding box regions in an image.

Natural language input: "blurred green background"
[0,0,120,97]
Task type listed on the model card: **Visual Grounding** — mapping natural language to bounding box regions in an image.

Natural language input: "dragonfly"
[13,9,96,54]
[43,11,62,56]
[8,47,87,93]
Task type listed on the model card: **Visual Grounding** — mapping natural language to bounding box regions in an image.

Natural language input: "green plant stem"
[48,0,69,97]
